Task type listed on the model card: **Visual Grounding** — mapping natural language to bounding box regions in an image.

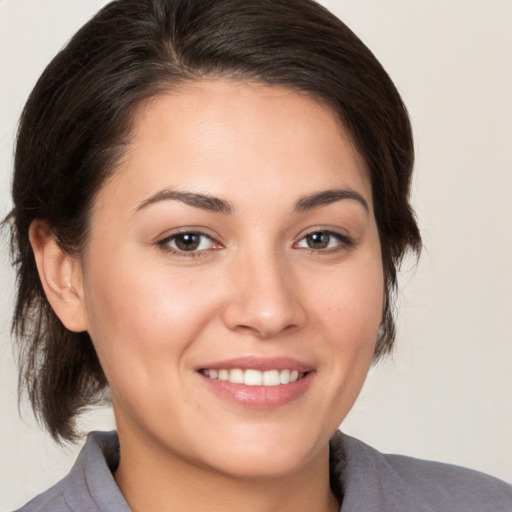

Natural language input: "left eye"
[295,231,346,250]
[163,232,215,252]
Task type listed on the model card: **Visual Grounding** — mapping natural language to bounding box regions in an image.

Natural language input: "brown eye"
[305,232,331,249]
[295,230,352,252]
[174,233,201,251]
[160,232,216,253]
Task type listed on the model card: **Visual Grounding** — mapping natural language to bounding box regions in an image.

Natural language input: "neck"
[114,429,339,512]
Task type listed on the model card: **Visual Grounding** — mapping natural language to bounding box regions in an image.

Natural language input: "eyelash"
[157,229,354,258]
[157,231,219,258]
[294,230,354,254]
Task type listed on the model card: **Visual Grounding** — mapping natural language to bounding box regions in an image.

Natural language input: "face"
[78,80,383,479]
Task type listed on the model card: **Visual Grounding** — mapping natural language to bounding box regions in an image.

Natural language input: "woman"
[6,0,512,511]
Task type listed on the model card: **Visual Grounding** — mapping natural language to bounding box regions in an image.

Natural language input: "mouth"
[199,368,307,386]
[196,358,314,408]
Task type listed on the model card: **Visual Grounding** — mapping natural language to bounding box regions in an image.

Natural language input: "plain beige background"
[1,0,511,509]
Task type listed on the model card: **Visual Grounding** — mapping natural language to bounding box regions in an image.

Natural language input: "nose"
[221,250,306,339]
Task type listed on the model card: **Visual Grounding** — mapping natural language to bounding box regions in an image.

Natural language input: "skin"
[31,80,384,512]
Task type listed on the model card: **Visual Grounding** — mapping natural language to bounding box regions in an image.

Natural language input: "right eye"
[158,231,218,256]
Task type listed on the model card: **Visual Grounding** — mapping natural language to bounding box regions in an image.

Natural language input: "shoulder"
[379,449,512,511]
[12,431,128,512]
[331,431,512,512]
[13,489,69,512]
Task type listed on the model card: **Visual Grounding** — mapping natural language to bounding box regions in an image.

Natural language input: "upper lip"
[197,356,314,373]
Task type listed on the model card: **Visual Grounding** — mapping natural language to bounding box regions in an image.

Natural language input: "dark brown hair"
[7,0,421,442]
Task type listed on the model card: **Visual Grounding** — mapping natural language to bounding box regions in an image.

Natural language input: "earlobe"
[29,220,88,333]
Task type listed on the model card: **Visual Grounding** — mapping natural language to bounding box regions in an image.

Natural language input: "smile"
[199,368,305,386]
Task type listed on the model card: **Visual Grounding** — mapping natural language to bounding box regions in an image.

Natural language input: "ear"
[29,219,88,333]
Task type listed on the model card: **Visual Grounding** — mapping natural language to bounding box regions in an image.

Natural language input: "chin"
[207,451,314,481]
[196,423,329,480]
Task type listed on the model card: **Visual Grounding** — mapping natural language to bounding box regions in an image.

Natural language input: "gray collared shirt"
[14,430,512,511]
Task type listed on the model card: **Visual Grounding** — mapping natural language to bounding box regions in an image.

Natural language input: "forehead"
[99,79,372,214]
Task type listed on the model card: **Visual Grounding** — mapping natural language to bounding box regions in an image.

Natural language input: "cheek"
[81,252,221,382]
[315,257,384,340]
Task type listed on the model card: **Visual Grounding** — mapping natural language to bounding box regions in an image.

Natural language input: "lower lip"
[199,372,314,408]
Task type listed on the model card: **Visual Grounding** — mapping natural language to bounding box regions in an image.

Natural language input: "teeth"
[279,369,290,384]
[229,368,244,384]
[201,368,306,386]
[262,370,280,386]
[244,369,262,386]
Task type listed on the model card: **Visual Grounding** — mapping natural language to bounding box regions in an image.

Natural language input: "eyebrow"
[294,188,369,213]
[134,187,368,216]
[134,188,233,215]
